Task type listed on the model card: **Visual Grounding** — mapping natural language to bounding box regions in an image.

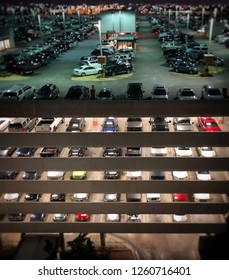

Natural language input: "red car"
[197,117,221,132]
[173,193,188,201]
[91,49,114,57]
[76,213,90,221]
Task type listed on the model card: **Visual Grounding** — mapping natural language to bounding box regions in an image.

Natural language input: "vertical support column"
[59,233,65,251]
[100,233,106,251]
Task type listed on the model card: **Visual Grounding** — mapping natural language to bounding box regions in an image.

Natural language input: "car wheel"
[81,73,86,77]
[98,70,102,74]
[169,63,173,68]
[175,68,179,73]
[112,72,115,76]
[126,69,130,74]
[189,70,193,74]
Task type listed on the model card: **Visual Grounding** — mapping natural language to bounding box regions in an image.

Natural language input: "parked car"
[173,117,194,131]
[197,117,221,132]
[106,214,121,222]
[126,193,142,201]
[149,117,169,131]
[64,85,90,100]
[8,117,37,132]
[16,147,36,157]
[146,193,161,202]
[172,171,188,180]
[50,193,66,201]
[201,85,224,100]
[104,193,120,202]
[173,193,188,201]
[91,49,114,56]
[47,171,65,180]
[173,61,199,74]
[126,83,144,100]
[193,193,210,201]
[0,171,18,179]
[30,213,45,221]
[71,171,87,180]
[24,193,41,201]
[126,117,143,131]
[6,60,37,75]
[125,147,142,156]
[101,117,118,132]
[0,147,16,157]
[68,147,87,157]
[40,147,61,157]
[149,171,165,180]
[33,84,60,100]
[53,213,68,221]
[96,88,114,100]
[173,214,187,222]
[103,147,122,157]
[73,65,102,76]
[8,213,25,221]
[175,147,193,157]
[75,213,90,221]
[4,193,19,201]
[197,147,216,157]
[151,84,169,100]
[22,171,40,180]
[196,171,212,181]
[117,48,135,59]
[150,147,167,156]
[0,118,11,131]
[66,117,86,132]
[127,214,141,222]
[176,87,197,100]
[3,84,36,100]
[80,55,98,64]
[104,63,133,76]
[73,193,89,201]
[104,170,120,179]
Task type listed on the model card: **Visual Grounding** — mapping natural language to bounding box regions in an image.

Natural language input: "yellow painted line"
[71,73,133,81]
[0,73,29,81]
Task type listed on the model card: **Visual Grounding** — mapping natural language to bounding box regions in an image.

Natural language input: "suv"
[126,83,144,100]
[201,85,224,100]
[66,117,86,132]
[64,85,90,100]
[176,87,197,100]
[33,84,60,100]
[104,63,133,76]
[3,84,36,100]
[151,84,169,100]
[8,118,37,132]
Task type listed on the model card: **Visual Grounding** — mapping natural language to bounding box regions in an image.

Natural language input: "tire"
[189,70,193,74]
[112,72,115,76]
[169,63,173,68]
[126,69,130,74]
[175,68,179,73]
[98,70,101,74]
[81,73,86,77]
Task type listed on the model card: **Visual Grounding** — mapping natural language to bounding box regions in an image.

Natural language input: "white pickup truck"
[35,117,64,132]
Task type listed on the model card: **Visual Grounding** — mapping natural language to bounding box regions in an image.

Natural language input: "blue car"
[16,147,36,157]
[30,213,45,221]
[101,117,118,132]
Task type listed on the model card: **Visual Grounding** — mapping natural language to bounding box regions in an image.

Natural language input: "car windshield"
[38,86,51,95]
[181,91,194,96]
[154,89,166,95]
[208,89,221,96]
[205,121,217,126]
[104,121,114,127]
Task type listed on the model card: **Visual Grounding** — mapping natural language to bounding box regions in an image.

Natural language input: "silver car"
[173,117,194,131]
[104,193,120,202]
[106,214,121,222]
[3,84,36,100]
[73,193,89,201]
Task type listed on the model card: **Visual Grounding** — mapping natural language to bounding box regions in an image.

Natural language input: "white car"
[146,193,161,202]
[194,193,210,201]
[196,171,211,181]
[173,214,187,222]
[175,147,193,157]
[106,214,121,222]
[150,147,167,156]
[127,214,141,222]
[82,61,102,68]
[173,171,188,180]
[197,147,216,157]
[73,193,89,201]
[73,65,102,76]
[4,193,19,201]
[126,171,142,180]
[0,118,11,131]
[47,171,65,180]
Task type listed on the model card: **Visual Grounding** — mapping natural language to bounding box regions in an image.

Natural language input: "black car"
[16,147,36,157]
[104,63,133,76]
[149,117,169,131]
[66,118,86,132]
[50,193,66,202]
[68,147,87,157]
[24,193,41,201]
[0,147,16,157]
[40,147,61,157]
[8,213,25,221]
[33,84,60,100]
[96,88,114,100]
[6,60,36,75]
[22,171,40,180]
[126,83,144,100]
[64,85,90,100]
[0,171,18,179]
[103,147,122,157]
